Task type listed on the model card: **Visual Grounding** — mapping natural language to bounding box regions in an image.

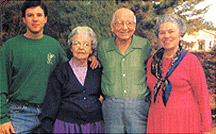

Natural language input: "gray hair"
[67,26,97,51]
[112,8,136,23]
[154,14,187,38]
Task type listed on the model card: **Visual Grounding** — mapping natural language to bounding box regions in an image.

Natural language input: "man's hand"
[88,55,101,69]
[0,122,15,134]
[99,95,103,103]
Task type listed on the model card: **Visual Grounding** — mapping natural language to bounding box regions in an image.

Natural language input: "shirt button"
[84,97,86,100]
[157,101,159,104]
[123,74,126,77]
[122,58,125,61]
[124,90,127,94]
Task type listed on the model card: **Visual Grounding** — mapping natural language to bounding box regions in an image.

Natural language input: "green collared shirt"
[97,35,152,98]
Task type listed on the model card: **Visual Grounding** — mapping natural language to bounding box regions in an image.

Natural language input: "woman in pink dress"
[146,14,212,133]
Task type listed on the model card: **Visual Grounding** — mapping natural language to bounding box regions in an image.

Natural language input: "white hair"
[112,8,136,23]
[67,26,97,51]
[154,14,187,37]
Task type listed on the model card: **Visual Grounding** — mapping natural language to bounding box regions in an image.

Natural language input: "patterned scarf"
[151,45,187,106]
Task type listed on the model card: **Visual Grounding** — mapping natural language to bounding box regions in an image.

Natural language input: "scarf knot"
[161,78,166,82]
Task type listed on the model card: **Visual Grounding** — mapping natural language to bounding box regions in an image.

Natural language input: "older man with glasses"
[97,8,152,133]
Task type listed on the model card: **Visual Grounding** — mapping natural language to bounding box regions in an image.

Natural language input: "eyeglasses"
[114,21,135,29]
[72,41,91,48]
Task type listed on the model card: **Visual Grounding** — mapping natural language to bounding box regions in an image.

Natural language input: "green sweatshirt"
[0,34,68,124]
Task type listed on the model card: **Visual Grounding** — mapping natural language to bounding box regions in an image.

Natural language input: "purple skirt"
[52,119,104,133]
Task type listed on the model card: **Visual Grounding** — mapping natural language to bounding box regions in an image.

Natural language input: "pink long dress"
[146,52,212,133]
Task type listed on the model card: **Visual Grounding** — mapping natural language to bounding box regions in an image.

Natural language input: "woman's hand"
[88,56,101,69]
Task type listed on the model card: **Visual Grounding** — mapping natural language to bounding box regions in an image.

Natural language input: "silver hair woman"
[146,14,212,133]
[154,14,187,38]
[68,26,97,52]
[40,26,103,133]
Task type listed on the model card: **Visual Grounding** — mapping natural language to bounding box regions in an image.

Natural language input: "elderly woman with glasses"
[39,26,103,133]
[146,14,212,134]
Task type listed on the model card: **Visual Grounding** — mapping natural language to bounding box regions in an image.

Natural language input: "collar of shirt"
[106,35,143,55]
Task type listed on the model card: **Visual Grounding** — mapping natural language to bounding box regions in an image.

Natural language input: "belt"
[104,95,151,102]
[9,100,42,108]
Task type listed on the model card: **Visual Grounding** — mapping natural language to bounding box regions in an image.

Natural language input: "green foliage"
[0,0,118,49]
[1,1,24,44]
[203,21,216,31]
[45,0,118,49]
[1,0,214,51]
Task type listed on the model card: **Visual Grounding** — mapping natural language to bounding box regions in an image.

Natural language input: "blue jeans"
[8,101,41,134]
[102,96,151,134]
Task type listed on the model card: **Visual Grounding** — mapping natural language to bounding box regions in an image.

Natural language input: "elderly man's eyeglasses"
[72,41,91,48]
[114,21,135,29]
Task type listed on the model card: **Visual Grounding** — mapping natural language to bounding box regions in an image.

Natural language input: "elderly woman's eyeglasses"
[114,21,135,29]
[72,41,91,48]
